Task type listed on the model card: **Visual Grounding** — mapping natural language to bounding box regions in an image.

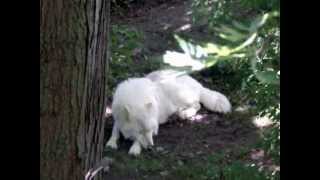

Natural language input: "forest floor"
[103,0,276,179]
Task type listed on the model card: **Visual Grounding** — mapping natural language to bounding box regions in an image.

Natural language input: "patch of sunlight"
[183,16,191,21]
[252,116,274,128]
[168,6,175,10]
[203,32,258,58]
[190,114,209,124]
[175,23,191,32]
[266,67,275,71]
[231,53,246,58]
[203,43,233,57]
[235,105,251,112]
[186,10,192,15]
[203,43,220,54]
[162,23,171,30]
[219,46,233,56]
[174,35,208,59]
[163,51,205,70]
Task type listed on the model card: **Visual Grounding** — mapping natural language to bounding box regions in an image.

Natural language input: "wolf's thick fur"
[106,70,231,156]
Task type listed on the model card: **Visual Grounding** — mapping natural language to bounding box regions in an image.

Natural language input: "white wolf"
[106,70,231,156]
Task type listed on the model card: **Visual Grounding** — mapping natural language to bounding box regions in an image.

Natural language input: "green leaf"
[174,35,207,58]
[232,20,251,32]
[250,53,280,85]
[162,51,205,71]
[203,43,220,54]
[255,71,280,85]
[231,53,246,58]
[216,25,247,42]
[203,43,234,57]
[204,32,257,58]
[249,13,270,32]
[232,32,258,52]
[174,35,190,54]
[205,56,219,67]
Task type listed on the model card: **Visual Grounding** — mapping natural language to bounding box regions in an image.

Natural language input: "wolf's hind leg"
[178,102,201,120]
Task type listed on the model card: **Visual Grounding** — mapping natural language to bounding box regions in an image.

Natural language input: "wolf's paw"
[128,143,141,156]
[153,128,158,136]
[105,139,118,150]
[178,108,197,120]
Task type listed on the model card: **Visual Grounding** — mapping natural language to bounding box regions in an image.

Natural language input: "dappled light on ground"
[234,105,251,113]
[189,114,209,124]
[103,109,263,179]
[175,23,192,32]
[252,116,273,129]
[247,148,280,176]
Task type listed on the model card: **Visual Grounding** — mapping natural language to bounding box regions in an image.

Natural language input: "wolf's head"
[114,78,161,149]
[123,99,159,148]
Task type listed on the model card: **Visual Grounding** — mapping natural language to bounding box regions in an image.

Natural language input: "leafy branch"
[163,11,279,85]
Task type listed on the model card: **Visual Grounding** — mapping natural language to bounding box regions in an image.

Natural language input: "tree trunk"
[40,0,110,179]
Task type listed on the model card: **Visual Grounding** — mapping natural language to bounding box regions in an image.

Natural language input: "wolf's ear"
[145,102,153,109]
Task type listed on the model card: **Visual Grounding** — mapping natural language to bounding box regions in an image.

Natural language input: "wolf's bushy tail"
[200,87,232,113]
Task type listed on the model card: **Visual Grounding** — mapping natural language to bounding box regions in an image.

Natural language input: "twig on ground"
[85,157,114,180]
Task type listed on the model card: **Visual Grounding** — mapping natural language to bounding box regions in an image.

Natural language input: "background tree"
[40,0,110,179]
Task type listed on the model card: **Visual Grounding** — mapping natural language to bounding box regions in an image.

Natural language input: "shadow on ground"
[113,0,212,57]
[103,109,262,180]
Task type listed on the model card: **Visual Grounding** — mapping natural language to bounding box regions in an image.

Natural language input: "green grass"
[104,145,277,180]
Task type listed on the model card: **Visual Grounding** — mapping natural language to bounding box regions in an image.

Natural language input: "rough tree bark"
[40,0,110,180]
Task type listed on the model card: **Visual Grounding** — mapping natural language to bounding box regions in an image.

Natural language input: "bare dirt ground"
[112,0,209,56]
[103,108,260,179]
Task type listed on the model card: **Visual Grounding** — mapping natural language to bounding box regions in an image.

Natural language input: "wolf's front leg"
[178,103,201,120]
[105,121,120,149]
[128,140,142,156]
